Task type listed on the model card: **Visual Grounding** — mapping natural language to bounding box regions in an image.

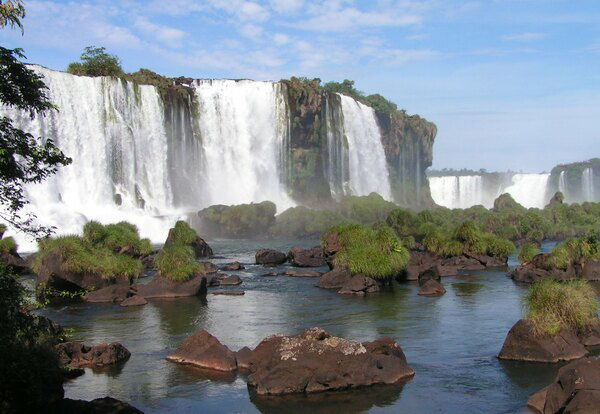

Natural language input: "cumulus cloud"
[134,17,186,47]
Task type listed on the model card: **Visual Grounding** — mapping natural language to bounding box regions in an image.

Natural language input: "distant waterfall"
[504,174,550,209]
[324,93,348,198]
[558,171,566,194]
[582,168,595,201]
[337,94,392,200]
[191,79,293,209]
[428,176,488,209]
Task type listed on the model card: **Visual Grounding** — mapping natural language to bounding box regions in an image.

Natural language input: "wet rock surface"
[418,279,446,297]
[316,267,352,289]
[288,246,326,267]
[56,341,131,368]
[166,330,237,372]
[338,274,380,295]
[133,273,207,298]
[255,249,288,266]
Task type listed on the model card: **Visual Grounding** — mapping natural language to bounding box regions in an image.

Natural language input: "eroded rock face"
[56,342,131,368]
[582,260,600,281]
[418,279,446,297]
[246,327,414,395]
[528,358,600,413]
[0,251,28,274]
[316,267,352,289]
[166,330,237,372]
[255,249,288,266]
[498,319,588,363]
[288,246,326,267]
[133,274,207,298]
[338,275,379,295]
[322,232,342,261]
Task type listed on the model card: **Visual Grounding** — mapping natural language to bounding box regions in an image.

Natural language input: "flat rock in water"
[120,295,147,307]
[498,319,588,363]
[219,275,242,285]
[84,283,131,303]
[261,272,278,277]
[288,246,326,267]
[56,342,131,368]
[133,274,207,298]
[284,270,322,278]
[338,274,379,295]
[527,358,600,413]
[210,291,245,296]
[418,279,446,297]
[255,249,288,266]
[245,327,414,395]
[222,261,244,271]
[166,330,237,372]
[316,267,352,289]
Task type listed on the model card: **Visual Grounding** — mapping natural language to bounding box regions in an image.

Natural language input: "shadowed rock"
[133,274,207,298]
[316,267,352,289]
[56,342,131,368]
[418,279,446,297]
[120,295,147,307]
[223,262,244,271]
[338,274,379,295]
[284,270,322,278]
[219,275,242,285]
[84,283,132,303]
[54,396,143,414]
[288,246,326,267]
[256,249,288,266]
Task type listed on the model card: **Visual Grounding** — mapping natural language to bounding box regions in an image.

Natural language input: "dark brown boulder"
[498,319,588,363]
[133,273,207,298]
[338,274,379,295]
[166,329,237,372]
[288,246,326,267]
[582,260,600,281]
[578,321,600,348]
[322,232,342,257]
[120,295,147,307]
[222,261,244,271]
[284,270,322,278]
[54,396,143,414]
[245,327,414,395]
[200,261,218,273]
[255,249,287,266]
[0,251,28,273]
[316,267,352,289]
[418,264,442,282]
[418,279,446,297]
[464,251,508,267]
[219,275,242,285]
[527,358,600,413]
[235,346,253,370]
[56,342,131,368]
[84,283,132,303]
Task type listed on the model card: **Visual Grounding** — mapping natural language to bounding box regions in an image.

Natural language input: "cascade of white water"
[337,94,391,200]
[428,176,488,209]
[504,173,551,209]
[324,94,348,198]
[558,171,566,194]
[192,79,294,210]
[582,168,595,201]
[1,66,178,250]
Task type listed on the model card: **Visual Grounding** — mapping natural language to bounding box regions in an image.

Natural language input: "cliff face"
[549,158,600,203]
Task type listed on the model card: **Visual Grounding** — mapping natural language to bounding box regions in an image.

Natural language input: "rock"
[54,396,143,414]
[288,246,326,267]
[133,273,207,298]
[235,346,253,370]
[120,295,147,307]
[527,358,600,413]
[498,319,588,363]
[84,283,132,303]
[261,271,278,277]
[32,315,64,338]
[322,232,342,257]
[284,270,322,278]
[0,251,29,273]
[464,251,508,267]
[210,291,245,296]
[338,274,379,295]
[200,261,218,273]
[316,267,352,289]
[206,273,221,287]
[418,279,446,297]
[255,249,287,266]
[222,261,244,271]
[219,275,242,285]
[166,329,237,372]
[509,254,578,283]
[164,224,213,258]
[418,264,442,282]
[578,321,600,348]
[245,327,414,395]
[582,260,600,281]
[56,342,131,368]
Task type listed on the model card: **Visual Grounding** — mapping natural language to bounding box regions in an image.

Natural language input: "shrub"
[66,46,123,77]
[198,201,276,238]
[83,220,152,256]
[271,206,347,239]
[483,234,515,258]
[155,245,201,282]
[422,229,447,255]
[546,244,571,270]
[167,220,198,246]
[518,243,539,264]
[0,236,17,254]
[324,224,409,279]
[524,279,598,336]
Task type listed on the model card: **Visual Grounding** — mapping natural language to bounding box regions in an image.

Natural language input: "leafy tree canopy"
[0,0,25,32]
[67,46,123,77]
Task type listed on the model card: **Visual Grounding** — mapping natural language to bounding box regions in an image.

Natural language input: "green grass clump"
[154,245,201,282]
[546,244,571,270]
[32,235,142,281]
[524,279,598,336]
[518,243,540,264]
[0,237,17,254]
[323,224,409,280]
[483,234,515,258]
[167,220,199,246]
[82,220,152,256]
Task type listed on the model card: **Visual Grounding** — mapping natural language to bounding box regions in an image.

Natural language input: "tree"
[67,46,123,77]
[1,2,71,238]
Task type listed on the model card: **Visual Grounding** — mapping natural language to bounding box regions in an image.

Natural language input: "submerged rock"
[166,330,237,372]
[284,270,322,278]
[84,283,132,303]
[527,358,600,413]
[133,274,207,298]
[222,261,244,271]
[288,246,326,267]
[498,319,588,363]
[255,249,288,266]
[56,342,131,368]
[219,275,242,285]
[316,267,352,289]
[338,274,379,295]
[120,295,148,307]
[418,279,446,297]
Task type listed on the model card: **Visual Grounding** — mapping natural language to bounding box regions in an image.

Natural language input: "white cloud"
[502,32,546,42]
[269,0,305,14]
[239,23,264,40]
[134,17,186,47]
[273,33,290,45]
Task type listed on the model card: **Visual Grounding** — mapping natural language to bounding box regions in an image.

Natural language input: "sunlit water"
[31,240,598,414]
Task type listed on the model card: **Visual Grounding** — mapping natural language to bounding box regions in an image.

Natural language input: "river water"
[34,240,598,413]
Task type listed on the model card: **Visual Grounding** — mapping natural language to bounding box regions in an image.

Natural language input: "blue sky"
[2,0,599,172]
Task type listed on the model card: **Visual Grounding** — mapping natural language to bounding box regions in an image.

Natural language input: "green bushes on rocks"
[518,243,540,264]
[154,246,201,282]
[524,279,598,336]
[83,220,152,256]
[0,235,17,254]
[323,224,409,280]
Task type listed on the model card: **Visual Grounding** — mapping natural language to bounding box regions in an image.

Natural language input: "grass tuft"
[155,245,201,282]
[518,243,540,264]
[82,220,152,256]
[0,236,17,254]
[167,221,198,246]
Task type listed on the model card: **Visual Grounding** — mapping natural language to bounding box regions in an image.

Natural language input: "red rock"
[418,279,446,297]
[120,295,147,307]
[166,330,237,372]
[316,267,352,289]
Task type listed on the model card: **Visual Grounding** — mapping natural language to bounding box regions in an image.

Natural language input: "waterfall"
[558,171,566,194]
[504,173,550,209]
[324,93,348,198]
[191,79,293,209]
[428,176,488,209]
[337,94,392,200]
[1,66,177,250]
[582,168,595,201]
